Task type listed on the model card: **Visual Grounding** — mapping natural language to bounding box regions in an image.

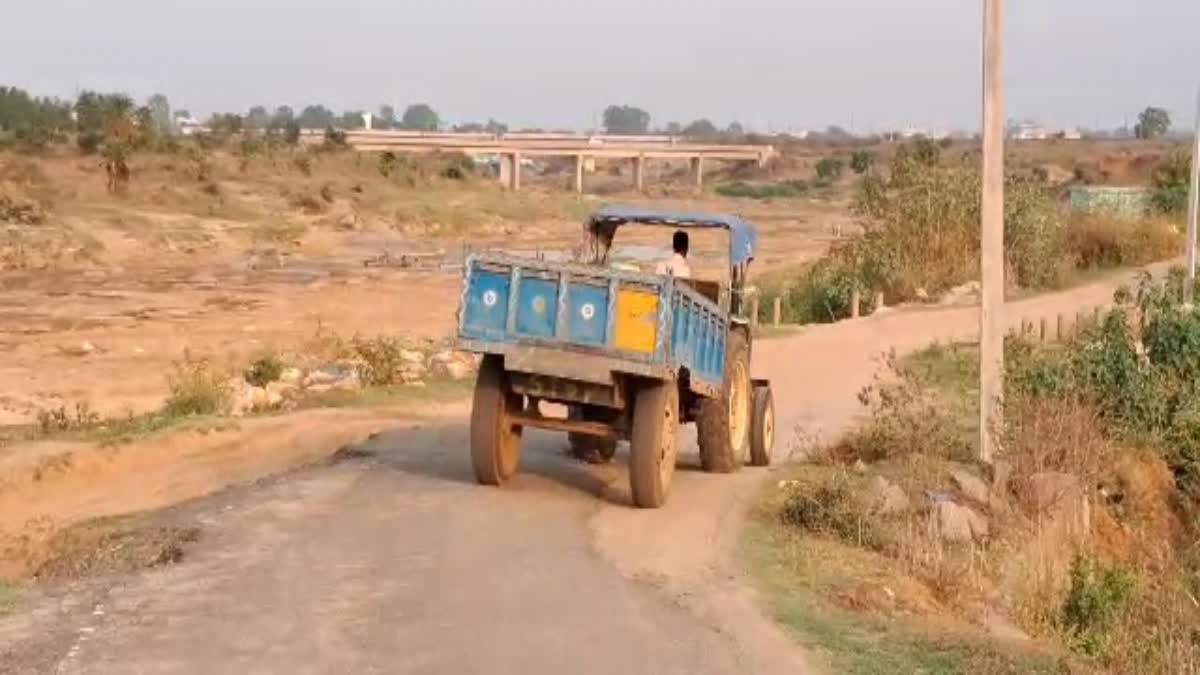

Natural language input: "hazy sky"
[3,0,1196,132]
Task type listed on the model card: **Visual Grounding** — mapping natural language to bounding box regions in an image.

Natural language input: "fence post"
[1076,310,1085,334]
[1093,306,1102,326]
[850,288,861,319]
[874,291,885,313]
[750,297,760,328]
[1039,317,1047,342]
[1056,313,1064,342]
[773,297,782,326]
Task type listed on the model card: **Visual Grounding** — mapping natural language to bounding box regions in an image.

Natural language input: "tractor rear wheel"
[470,355,523,485]
[698,330,751,473]
[628,380,679,508]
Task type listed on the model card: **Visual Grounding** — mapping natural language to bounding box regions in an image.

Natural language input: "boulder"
[228,380,259,417]
[399,349,426,365]
[279,367,304,385]
[931,499,990,543]
[951,468,993,507]
[869,476,911,515]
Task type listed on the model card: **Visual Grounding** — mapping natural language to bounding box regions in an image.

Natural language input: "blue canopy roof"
[588,204,759,266]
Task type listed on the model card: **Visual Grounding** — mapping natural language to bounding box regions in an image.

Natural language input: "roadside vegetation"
[755,141,1186,324]
[749,268,1200,674]
[0,335,477,447]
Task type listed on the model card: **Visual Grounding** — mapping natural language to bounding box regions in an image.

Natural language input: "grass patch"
[742,514,1064,674]
[0,579,20,614]
[295,379,472,411]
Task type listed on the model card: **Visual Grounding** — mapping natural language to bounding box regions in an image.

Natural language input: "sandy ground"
[0,264,1141,674]
[0,198,847,426]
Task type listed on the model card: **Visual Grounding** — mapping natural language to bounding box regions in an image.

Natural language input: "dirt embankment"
[0,403,463,579]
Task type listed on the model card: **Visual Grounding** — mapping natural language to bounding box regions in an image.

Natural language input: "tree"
[340,110,366,129]
[726,121,745,136]
[400,103,440,131]
[664,121,682,135]
[146,94,173,135]
[682,119,718,138]
[74,91,149,192]
[815,157,844,181]
[1135,106,1171,139]
[602,105,650,135]
[208,113,244,135]
[272,105,295,129]
[245,106,271,129]
[297,104,336,129]
[0,86,72,149]
[377,105,397,129]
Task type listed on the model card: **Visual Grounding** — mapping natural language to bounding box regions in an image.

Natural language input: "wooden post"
[1076,310,1085,334]
[1039,317,1047,342]
[1186,85,1200,305]
[1056,313,1064,341]
[1093,306,1101,326]
[874,291,885,313]
[978,0,1006,464]
[750,296,760,327]
[773,297,782,326]
[850,288,861,318]
[574,154,585,194]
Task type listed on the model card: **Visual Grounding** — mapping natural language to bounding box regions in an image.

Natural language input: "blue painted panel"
[672,296,690,364]
[462,270,511,339]
[568,283,609,346]
[515,276,559,338]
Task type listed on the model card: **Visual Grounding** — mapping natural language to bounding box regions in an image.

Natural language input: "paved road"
[1,269,1134,674]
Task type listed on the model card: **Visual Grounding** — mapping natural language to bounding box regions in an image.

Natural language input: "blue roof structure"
[588,204,759,266]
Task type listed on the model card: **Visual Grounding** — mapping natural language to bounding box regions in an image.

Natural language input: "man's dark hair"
[672,230,689,256]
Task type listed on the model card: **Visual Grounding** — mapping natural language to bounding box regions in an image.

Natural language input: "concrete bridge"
[312,130,777,192]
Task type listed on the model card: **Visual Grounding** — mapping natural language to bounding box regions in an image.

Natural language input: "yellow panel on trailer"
[613,288,658,354]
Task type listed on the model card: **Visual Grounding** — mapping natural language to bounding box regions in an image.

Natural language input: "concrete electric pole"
[979,0,1006,464]
[1185,86,1200,305]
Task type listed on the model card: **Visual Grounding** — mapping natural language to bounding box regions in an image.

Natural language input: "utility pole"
[979,0,1006,464]
[1185,86,1200,305]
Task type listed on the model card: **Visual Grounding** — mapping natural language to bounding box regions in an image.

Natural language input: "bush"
[163,358,230,417]
[779,471,881,548]
[1062,554,1134,658]
[244,354,285,388]
[440,153,474,180]
[714,179,810,200]
[1065,215,1182,270]
[815,157,844,181]
[1150,151,1191,214]
[351,335,403,386]
[849,150,874,175]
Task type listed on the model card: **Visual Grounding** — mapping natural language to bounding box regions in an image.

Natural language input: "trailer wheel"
[629,380,679,509]
[698,330,751,473]
[568,406,618,464]
[470,355,523,485]
[750,385,775,467]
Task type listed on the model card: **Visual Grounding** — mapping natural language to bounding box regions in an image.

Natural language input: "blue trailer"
[456,205,775,508]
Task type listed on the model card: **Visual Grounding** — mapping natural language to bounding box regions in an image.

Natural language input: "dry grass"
[1065,214,1183,270]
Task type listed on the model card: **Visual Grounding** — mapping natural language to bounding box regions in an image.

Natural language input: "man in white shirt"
[656,230,692,278]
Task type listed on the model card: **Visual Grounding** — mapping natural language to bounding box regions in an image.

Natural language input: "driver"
[656,230,692,278]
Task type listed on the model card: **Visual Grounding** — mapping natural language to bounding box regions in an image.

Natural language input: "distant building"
[174,113,205,136]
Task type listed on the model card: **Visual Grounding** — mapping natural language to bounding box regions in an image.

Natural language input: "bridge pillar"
[633,155,645,192]
[691,156,705,189]
[574,154,585,193]
[499,152,521,190]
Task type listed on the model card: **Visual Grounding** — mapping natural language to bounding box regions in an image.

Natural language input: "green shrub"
[815,157,844,181]
[244,354,285,388]
[1062,554,1134,658]
[1150,151,1191,215]
[849,150,874,175]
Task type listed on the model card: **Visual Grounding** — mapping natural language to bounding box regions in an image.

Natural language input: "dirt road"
[0,271,1136,674]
